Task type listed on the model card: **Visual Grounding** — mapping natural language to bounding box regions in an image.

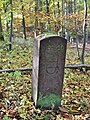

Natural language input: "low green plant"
[3,115,10,120]
[37,93,61,109]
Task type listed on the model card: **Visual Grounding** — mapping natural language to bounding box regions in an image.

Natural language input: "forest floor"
[0,38,90,120]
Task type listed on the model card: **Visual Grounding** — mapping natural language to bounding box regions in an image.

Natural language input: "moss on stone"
[37,93,61,109]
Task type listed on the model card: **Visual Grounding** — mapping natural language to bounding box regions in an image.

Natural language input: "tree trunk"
[57,1,60,15]
[22,15,26,39]
[57,0,60,33]
[35,0,39,36]
[76,35,80,58]
[3,3,9,32]
[46,0,51,31]
[62,0,64,37]
[64,2,68,38]
[81,0,87,64]
[39,0,44,34]
[20,0,26,40]
[74,0,80,58]
[53,0,56,32]
[0,15,4,41]
[39,0,42,11]
[9,0,13,51]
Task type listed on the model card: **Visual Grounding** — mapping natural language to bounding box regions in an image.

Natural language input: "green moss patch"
[37,93,61,109]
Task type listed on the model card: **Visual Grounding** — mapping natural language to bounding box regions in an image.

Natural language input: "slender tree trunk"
[46,0,49,16]
[39,0,42,11]
[53,0,55,16]
[0,15,4,41]
[39,0,43,34]
[46,0,51,31]
[9,0,13,51]
[3,3,9,32]
[57,0,60,33]
[74,0,80,58]
[64,1,68,37]
[6,21,9,32]
[22,15,26,39]
[62,0,64,37]
[70,0,73,13]
[57,0,60,15]
[68,0,71,14]
[35,0,38,36]
[53,0,56,32]
[81,0,87,64]
[20,0,26,40]
[76,35,80,58]
[61,0,65,37]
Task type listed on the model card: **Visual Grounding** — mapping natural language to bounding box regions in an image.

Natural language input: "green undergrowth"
[37,93,61,109]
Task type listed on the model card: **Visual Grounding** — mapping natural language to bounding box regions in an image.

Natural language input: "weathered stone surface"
[32,36,67,108]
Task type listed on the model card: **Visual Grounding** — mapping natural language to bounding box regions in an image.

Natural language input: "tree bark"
[81,0,87,64]
[35,0,39,36]
[3,2,9,32]
[57,0,60,33]
[62,0,64,37]
[74,0,80,58]
[22,15,26,39]
[20,0,26,40]
[46,0,51,31]
[39,0,44,34]
[0,15,4,41]
[9,0,13,51]
[76,35,80,58]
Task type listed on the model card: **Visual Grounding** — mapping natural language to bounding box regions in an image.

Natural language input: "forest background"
[0,0,90,120]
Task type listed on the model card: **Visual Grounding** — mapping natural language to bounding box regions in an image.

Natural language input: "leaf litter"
[0,43,90,120]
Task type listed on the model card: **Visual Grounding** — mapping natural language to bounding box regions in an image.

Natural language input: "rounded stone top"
[35,34,67,42]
